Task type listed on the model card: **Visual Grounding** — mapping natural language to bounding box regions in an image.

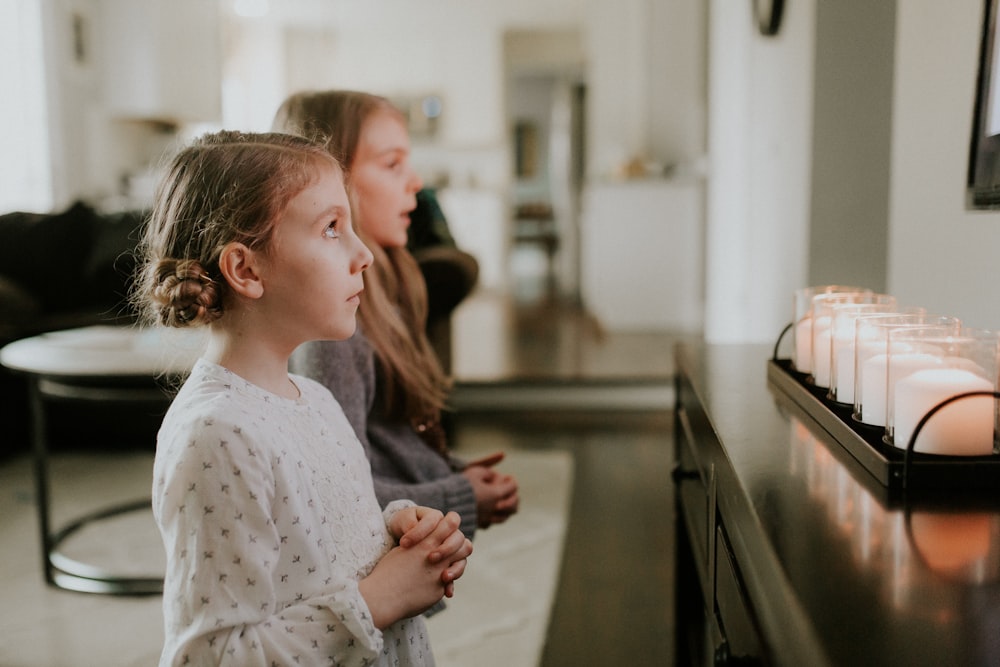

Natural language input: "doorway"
[503,29,586,304]
[450,28,677,385]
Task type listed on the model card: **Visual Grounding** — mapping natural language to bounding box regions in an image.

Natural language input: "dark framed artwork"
[968,0,1000,208]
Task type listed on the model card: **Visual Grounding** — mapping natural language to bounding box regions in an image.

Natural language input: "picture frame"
[968,0,1000,209]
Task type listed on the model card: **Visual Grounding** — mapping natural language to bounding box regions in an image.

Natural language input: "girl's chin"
[380,235,409,250]
[323,321,358,341]
[387,221,411,248]
[364,227,409,249]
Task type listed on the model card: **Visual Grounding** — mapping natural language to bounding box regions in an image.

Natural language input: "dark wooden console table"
[673,342,1000,666]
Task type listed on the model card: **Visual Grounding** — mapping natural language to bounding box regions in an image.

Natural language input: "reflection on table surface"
[0,325,206,376]
[789,415,1000,587]
[783,408,1000,667]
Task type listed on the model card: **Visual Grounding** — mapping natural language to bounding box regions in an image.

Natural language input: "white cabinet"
[99,0,221,123]
[580,179,704,332]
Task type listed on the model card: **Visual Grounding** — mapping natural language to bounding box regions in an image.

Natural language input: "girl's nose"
[408,167,423,193]
[354,236,374,273]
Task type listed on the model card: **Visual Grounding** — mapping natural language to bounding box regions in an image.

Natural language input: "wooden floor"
[451,410,676,667]
[450,247,681,666]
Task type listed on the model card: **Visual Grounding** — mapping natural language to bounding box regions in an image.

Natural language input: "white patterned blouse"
[153,359,434,666]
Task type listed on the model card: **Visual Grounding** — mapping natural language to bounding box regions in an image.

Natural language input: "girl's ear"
[217,241,264,299]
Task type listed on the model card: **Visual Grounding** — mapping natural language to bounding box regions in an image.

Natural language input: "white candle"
[892,368,994,455]
[794,316,813,372]
[834,325,881,404]
[850,339,885,411]
[833,337,856,402]
[941,355,988,377]
[858,354,890,425]
[812,315,833,388]
[859,350,941,427]
[830,312,860,402]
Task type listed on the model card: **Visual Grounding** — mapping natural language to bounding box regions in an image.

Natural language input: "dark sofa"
[0,201,148,456]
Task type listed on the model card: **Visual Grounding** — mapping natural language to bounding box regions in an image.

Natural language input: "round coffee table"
[0,325,205,594]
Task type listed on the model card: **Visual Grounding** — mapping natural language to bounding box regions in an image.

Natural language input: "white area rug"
[0,448,572,667]
[426,449,573,667]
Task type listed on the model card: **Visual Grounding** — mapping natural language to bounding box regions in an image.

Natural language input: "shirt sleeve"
[154,415,383,667]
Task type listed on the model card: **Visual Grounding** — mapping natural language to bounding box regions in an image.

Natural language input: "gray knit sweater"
[290,331,479,539]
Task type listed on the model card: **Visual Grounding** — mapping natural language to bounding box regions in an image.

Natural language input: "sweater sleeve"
[372,469,478,540]
[290,336,375,442]
[291,335,479,539]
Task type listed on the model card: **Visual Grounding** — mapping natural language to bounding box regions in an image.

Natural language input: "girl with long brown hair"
[274,90,519,540]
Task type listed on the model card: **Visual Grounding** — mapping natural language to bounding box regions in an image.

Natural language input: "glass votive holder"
[811,292,895,390]
[853,314,960,428]
[792,285,871,374]
[886,327,1000,455]
[829,303,901,404]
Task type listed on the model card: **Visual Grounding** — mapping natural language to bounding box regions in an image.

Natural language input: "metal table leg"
[29,376,166,595]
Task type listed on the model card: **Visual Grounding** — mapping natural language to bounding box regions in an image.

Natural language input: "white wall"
[887,0,1000,330]
[808,0,895,292]
[647,0,706,166]
[581,179,703,331]
[703,0,815,343]
[228,0,704,183]
[0,0,52,212]
[40,0,103,208]
[585,0,705,175]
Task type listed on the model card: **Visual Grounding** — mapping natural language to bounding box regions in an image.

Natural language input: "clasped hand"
[360,506,472,629]
[391,505,472,595]
[463,451,520,529]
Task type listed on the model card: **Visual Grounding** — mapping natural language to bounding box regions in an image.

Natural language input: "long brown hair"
[274,90,451,426]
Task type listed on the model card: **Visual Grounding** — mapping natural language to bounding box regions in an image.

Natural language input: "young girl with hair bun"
[137,129,472,666]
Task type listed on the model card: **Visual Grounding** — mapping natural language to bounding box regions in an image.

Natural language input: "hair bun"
[152,259,222,327]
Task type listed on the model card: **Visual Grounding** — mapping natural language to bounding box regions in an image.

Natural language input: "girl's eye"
[323,222,340,239]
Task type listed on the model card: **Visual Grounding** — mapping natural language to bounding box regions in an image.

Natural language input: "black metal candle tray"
[767,357,1000,505]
